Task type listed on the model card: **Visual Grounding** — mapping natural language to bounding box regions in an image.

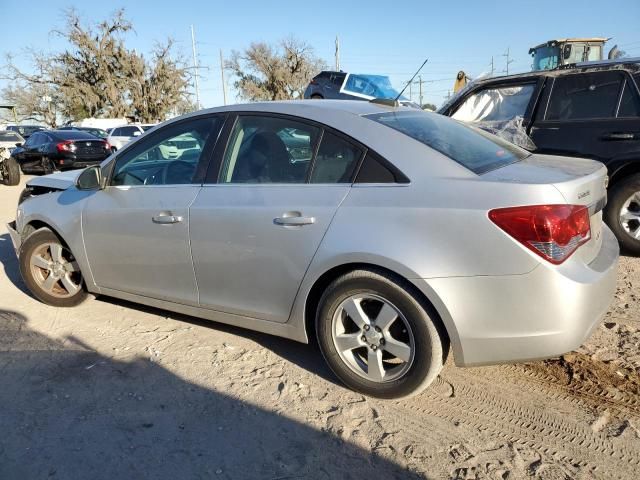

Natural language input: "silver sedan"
[7,100,619,399]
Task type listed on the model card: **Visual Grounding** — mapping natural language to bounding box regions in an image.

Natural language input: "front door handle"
[152,213,183,224]
[602,132,636,141]
[274,212,315,227]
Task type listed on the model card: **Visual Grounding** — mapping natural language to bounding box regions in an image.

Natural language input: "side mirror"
[76,165,103,191]
[132,131,142,137]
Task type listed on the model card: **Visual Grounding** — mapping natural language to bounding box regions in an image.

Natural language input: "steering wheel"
[162,160,195,185]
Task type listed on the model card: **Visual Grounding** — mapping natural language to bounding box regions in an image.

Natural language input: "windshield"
[366,110,529,174]
[532,46,560,71]
[343,74,405,100]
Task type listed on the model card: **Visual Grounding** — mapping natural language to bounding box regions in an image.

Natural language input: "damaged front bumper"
[6,221,21,254]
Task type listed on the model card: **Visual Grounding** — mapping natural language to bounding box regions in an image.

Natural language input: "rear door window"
[452,83,536,122]
[220,115,320,183]
[545,72,624,120]
[367,110,528,174]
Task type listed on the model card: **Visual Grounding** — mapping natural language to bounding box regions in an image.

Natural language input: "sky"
[1,0,640,112]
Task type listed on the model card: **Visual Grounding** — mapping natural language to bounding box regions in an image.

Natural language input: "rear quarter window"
[366,111,528,174]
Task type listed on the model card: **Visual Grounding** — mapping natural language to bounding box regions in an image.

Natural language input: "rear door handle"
[602,132,636,141]
[152,213,183,224]
[274,212,315,227]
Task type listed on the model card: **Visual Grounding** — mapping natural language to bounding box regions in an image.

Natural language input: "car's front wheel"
[0,156,20,186]
[19,229,87,307]
[605,173,640,255]
[316,269,447,399]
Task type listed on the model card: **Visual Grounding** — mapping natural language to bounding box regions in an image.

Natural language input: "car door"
[22,132,47,165]
[530,70,640,161]
[190,113,364,322]
[82,114,225,305]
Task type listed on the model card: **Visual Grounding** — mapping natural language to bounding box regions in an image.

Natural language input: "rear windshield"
[366,110,529,174]
[52,130,99,140]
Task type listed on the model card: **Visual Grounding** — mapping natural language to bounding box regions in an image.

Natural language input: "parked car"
[439,58,640,253]
[107,124,156,151]
[58,125,109,139]
[6,101,617,399]
[304,71,419,108]
[6,124,46,139]
[10,130,112,174]
[0,130,25,151]
[0,130,24,185]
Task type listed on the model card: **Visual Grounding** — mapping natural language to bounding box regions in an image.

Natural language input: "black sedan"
[11,130,112,174]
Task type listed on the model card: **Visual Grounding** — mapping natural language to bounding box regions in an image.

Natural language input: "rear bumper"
[423,225,619,367]
[6,221,21,254]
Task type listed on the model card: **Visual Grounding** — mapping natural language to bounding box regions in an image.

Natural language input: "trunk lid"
[73,139,110,158]
[483,153,608,264]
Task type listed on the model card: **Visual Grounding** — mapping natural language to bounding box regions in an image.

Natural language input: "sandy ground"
[0,177,639,480]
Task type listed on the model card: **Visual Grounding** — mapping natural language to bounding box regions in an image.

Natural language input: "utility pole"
[489,56,495,76]
[219,49,228,106]
[413,75,426,107]
[191,25,201,109]
[408,80,413,101]
[502,48,514,75]
[335,35,340,70]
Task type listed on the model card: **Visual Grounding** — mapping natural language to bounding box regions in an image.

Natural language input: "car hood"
[27,169,83,190]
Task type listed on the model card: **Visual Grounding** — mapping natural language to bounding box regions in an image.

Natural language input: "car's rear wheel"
[316,269,446,399]
[19,229,87,307]
[310,94,323,100]
[0,156,20,186]
[605,173,640,255]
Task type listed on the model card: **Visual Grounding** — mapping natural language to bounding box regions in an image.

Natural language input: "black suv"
[439,59,640,253]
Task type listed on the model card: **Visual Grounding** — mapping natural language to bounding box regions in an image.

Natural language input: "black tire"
[316,268,447,399]
[19,229,87,307]
[604,173,640,255]
[1,157,20,186]
[310,94,323,100]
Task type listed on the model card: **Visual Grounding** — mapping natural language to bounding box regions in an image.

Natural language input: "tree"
[227,38,327,101]
[2,9,192,125]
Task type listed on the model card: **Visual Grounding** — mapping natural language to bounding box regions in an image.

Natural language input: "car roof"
[199,99,397,118]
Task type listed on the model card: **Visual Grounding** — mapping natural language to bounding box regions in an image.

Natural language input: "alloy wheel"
[29,242,82,298]
[619,191,640,241]
[331,293,415,383]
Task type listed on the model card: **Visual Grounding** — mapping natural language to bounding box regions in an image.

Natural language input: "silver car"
[6,100,618,399]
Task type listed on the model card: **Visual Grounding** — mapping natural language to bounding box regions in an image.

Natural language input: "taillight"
[489,205,591,264]
[310,79,318,85]
[56,140,76,153]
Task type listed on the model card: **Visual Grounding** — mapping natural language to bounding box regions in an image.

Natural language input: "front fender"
[18,188,99,291]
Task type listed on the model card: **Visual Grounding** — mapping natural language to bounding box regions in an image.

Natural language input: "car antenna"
[370,58,429,108]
